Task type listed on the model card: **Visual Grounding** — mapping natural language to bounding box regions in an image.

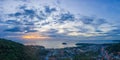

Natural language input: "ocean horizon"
[24,40,120,48]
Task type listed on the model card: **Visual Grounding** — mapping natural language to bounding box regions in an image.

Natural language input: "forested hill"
[0,38,38,60]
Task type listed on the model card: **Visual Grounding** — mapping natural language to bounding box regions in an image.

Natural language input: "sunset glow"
[22,33,50,40]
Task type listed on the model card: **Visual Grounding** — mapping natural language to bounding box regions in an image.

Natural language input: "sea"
[24,40,120,48]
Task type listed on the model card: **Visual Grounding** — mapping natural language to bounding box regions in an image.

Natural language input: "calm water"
[24,40,119,48]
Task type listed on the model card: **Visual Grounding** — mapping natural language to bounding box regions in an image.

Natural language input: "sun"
[23,35,39,39]
[22,33,49,40]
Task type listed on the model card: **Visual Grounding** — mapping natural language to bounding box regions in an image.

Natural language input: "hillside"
[106,43,120,54]
[0,38,37,60]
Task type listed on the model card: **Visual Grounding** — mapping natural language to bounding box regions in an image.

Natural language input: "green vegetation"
[106,43,120,55]
[0,38,37,60]
[2,38,119,60]
[73,51,99,60]
[76,43,98,48]
[25,45,49,60]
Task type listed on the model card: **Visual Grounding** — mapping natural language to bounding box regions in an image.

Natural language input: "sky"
[0,0,120,44]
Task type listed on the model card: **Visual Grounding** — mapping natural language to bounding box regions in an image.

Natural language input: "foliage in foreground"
[0,38,37,60]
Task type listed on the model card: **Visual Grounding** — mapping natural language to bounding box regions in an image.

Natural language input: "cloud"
[97,23,117,33]
[4,27,22,32]
[58,12,74,22]
[0,0,119,40]
[4,26,37,33]
[44,6,57,14]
